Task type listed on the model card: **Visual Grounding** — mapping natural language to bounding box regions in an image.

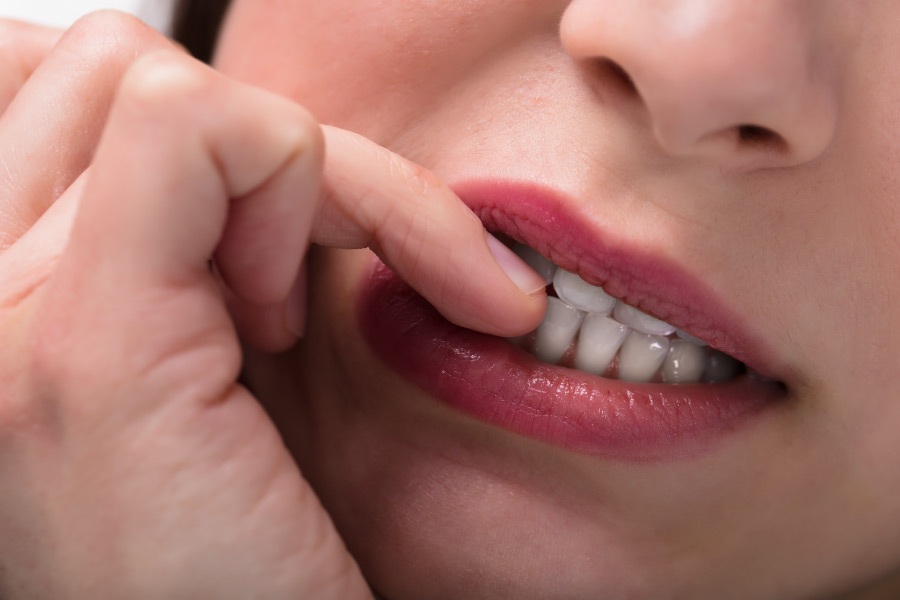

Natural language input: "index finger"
[315,127,548,337]
[0,12,175,251]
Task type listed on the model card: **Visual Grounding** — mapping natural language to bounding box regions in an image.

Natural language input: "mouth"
[508,242,748,385]
[356,181,789,460]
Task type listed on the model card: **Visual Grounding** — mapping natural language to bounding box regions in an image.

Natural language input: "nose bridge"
[560,0,839,168]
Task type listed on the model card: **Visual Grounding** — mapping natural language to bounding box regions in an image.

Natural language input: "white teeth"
[661,340,708,383]
[612,303,677,336]
[574,315,630,375]
[617,332,670,383]
[511,245,745,384]
[513,244,557,284]
[534,297,585,364]
[553,269,617,314]
[703,351,742,383]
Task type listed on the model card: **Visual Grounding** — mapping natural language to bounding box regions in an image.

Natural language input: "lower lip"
[358,260,786,461]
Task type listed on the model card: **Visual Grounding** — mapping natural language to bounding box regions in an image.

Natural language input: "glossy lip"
[357,181,789,460]
[459,180,783,379]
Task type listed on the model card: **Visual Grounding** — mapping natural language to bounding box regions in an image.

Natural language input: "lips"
[356,181,788,460]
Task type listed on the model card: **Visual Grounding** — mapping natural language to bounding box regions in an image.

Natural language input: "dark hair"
[171,0,232,63]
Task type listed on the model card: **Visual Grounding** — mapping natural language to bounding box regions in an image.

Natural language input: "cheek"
[214,0,558,137]
[214,1,465,127]
[214,0,380,118]
[807,56,900,420]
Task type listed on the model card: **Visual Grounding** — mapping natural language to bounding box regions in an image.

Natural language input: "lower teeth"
[513,244,744,384]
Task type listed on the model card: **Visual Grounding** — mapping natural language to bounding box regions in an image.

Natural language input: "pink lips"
[357,181,787,460]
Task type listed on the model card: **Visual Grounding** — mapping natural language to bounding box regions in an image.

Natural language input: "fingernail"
[485,233,547,296]
[285,265,308,337]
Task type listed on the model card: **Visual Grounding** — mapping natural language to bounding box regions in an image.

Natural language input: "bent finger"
[0,11,175,250]
[316,127,547,337]
[49,50,324,360]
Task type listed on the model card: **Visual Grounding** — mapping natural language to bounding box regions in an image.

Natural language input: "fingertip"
[485,233,548,296]
[438,276,547,339]
[481,231,548,335]
[502,287,548,337]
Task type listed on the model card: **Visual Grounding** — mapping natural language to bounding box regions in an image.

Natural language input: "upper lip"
[451,179,787,384]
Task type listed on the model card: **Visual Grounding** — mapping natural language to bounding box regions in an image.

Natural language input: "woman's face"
[215,1,900,598]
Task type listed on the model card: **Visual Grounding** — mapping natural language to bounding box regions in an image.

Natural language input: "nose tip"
[560,1,840,170]
[641,46,839,169]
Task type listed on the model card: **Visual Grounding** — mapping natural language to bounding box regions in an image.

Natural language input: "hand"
[0,11,545,598]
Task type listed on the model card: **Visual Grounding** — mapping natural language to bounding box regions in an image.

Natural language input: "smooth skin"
[218,1,900,599]
[0,11,545,598]
[3,1,900,599]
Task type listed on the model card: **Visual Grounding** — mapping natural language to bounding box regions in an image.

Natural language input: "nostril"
[737,124,786,151]
[597,58,638,96]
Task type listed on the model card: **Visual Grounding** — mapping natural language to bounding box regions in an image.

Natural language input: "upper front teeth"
[613,303,677,336]
[553,269,617,314]
[513,244,742,384]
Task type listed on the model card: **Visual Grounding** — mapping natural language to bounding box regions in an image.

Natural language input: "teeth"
[534,297,585,364]
[613,303,677,336]
[513,244,557,284]
[574,314,630,375]
[661,340,708,383]
[553,270,618,314]
[703,351,742,383]
[617,332,670,383]
[513,245,745,384]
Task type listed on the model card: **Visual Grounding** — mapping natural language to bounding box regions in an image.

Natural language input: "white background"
[0,0,173,32]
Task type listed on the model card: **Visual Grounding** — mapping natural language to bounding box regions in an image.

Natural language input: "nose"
[559,0,840,169]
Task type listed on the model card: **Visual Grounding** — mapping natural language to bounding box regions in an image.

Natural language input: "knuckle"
[290,108,325,161]
[67,9,152,46]
[61,10,170,72]
[387,152,444,199]
[117,50,212,116]
[374,150,446,243]
[282,115,326,182]
[266,103,324,176]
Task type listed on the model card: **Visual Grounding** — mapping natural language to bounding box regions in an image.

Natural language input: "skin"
[1,1,899,599]
[0,10,542,599]
[218,0,900,598]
